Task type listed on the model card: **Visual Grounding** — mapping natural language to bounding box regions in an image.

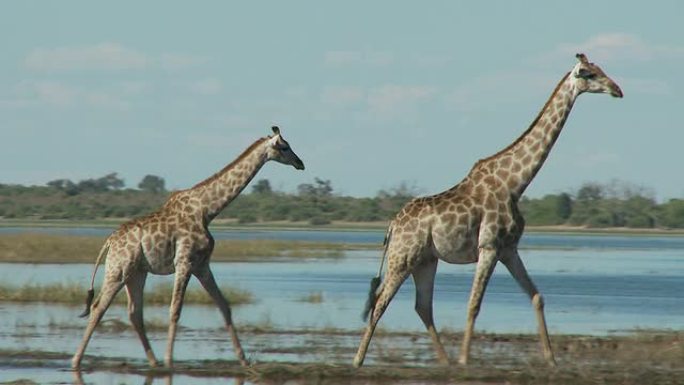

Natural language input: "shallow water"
[1,228,683,384]
[2,246,683,335]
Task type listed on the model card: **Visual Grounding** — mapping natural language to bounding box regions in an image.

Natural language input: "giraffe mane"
[191,137,269,189]
[472,71,571,168]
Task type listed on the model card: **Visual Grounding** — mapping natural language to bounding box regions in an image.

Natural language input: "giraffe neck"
[193,138,269,223]
[473,71,579,198]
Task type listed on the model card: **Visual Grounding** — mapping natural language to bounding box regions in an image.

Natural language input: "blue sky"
[1,1,682,200]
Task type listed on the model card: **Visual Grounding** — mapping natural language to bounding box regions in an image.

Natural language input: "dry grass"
[0,233,375,264]
[0,234,103,264]
[0,282,253,306]
[296,291,324,303]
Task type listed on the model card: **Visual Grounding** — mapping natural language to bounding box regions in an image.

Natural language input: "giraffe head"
[571,53,623,98]
[266,126,305,170]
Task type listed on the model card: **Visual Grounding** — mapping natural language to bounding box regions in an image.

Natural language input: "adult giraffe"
[354,53,623,367]
[72,126,304,369]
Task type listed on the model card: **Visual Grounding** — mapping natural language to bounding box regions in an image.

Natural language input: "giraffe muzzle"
[609,83,623,98]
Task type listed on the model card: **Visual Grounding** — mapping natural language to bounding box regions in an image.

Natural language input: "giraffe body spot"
[496,169,510,180]
[484,196,497,210]
[529,142,541,154]
[482,175,497,187]
[521,154,533,166]
[442,213,457,224]
[507,177,519,190]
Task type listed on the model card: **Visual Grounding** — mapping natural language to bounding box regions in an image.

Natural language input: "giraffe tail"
[79,238,111,318]
[362,224,393,322]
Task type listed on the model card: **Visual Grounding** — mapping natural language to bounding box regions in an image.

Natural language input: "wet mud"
[1,328,682,385]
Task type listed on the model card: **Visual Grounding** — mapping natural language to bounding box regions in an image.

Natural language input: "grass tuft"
[0,233,374,264]
[296,291,324,304]
[0,282,253,306]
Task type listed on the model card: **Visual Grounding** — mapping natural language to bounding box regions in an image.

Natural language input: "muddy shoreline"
[2,329,682,385]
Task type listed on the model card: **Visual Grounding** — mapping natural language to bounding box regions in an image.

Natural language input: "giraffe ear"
[575,53,589,64]
[271,126,280,136]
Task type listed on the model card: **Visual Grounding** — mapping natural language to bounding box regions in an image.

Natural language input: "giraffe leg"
[353,269,409,368]
[164,269,191,368]
[412,257,449,365]
[501,249,556,366]
[195,267,249,367]
[72,274,125,369]
[125,269,158,367]
[458,246,497,366]
[71,367,84,385]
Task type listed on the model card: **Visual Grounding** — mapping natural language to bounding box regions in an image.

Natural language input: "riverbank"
[3,218,684,235]
[0,233,373,264]
[2,222,684,264]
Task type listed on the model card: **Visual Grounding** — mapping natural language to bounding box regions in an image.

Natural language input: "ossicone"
[575,53,589,63]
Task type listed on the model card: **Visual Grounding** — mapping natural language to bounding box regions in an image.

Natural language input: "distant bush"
[520,193,572,226]
[0,175,682,229]
[237,212,258,224]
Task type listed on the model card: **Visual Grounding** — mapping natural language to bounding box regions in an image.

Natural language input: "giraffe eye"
[577,68,596,80]
[280,145,290,152]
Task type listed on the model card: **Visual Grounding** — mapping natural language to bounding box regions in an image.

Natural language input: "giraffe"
[354,53,623,368]
[71,126,305,369]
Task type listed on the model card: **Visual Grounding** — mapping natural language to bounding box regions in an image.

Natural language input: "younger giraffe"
[354,54,623,367]
[72,126,304,369]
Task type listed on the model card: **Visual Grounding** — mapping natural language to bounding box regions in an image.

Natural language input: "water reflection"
[72,370,247,385]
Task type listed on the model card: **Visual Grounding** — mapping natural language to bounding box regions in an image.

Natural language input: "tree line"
[1,174,683,229]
